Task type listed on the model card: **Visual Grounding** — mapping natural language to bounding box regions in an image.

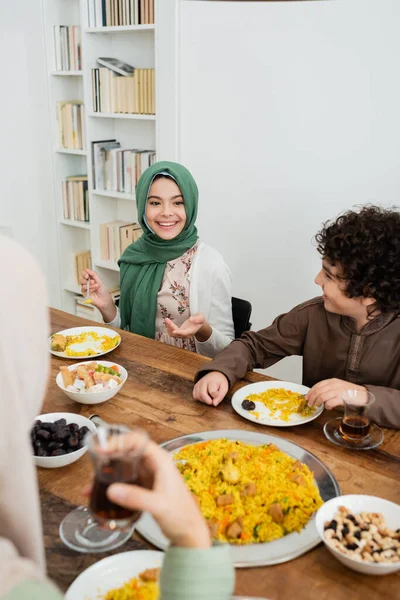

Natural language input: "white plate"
[65,550,164,600]
[49,326,121,359]
[231,381,323,427]
[136,430,340,568]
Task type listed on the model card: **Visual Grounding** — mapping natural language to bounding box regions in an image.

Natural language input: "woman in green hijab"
[80,161,234,357]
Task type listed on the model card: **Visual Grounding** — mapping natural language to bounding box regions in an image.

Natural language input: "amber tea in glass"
[339,390,375,442]
[88,426,148,530]
[59,425,148,552]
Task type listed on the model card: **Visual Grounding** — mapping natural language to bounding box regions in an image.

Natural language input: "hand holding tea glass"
[60,425,149,553]
[324,389,384,450]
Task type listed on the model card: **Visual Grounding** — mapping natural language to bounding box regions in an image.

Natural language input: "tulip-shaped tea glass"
[60,425,148,552]
[339,390,375,442]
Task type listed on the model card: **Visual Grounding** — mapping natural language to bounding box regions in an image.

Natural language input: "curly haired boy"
[193,206,400,428]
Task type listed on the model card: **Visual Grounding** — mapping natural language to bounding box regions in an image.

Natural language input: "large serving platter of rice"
[136,430,340,567]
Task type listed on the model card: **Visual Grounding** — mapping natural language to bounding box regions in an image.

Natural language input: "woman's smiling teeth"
[157,222,178,228]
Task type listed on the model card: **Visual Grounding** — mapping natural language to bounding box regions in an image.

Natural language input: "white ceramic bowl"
[56,361,127,405]
[33,412,96,468]
[316,494,400,575]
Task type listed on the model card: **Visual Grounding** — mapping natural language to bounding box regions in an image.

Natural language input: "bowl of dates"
[32,412,96,468]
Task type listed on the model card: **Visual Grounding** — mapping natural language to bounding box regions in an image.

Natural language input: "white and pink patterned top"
[155,241,199,352]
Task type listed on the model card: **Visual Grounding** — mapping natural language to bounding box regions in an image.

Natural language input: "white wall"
[0,0,61,307]
[177,0,400,382]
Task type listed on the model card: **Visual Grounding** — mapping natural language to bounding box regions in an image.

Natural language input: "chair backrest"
[231,296,252,338]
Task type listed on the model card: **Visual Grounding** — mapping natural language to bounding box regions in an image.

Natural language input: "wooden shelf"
[95,259,120,272]
[55,147,87,156]
[85,25,155,33]
[88,112,155,121]
[50,71,83,76]
[59,219,91,230]
[92,189,136,201]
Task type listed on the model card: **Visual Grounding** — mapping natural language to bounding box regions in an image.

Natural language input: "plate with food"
[65,550,163,600]
[136,429,340,567]
[231,381,323,427]
[49,326,121,359]
[56,360,127,404]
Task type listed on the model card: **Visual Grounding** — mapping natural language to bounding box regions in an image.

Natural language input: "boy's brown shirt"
[196,297,400,428]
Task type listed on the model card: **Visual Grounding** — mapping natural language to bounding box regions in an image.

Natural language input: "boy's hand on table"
[307,379,366,410]
[193,372,229,407]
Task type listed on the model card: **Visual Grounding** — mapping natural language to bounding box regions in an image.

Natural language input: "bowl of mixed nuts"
[316,495,400,575]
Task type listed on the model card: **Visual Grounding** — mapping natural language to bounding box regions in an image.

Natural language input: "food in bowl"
[175,439,323,544]
[50,330,120,357]
[324,505,400,563]
[102,567,160,600]
[60,362,122,394]
[244,387,315,422]
[31,418,89,457]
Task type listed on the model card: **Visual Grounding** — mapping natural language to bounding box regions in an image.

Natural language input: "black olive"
[36,447,48,457]
[53,427,71,441]
[69,423,79,433]
[78,426,90,440]
[241,399,256,411]
[41,422,57,433]
[48,441,64,450]
[51,448,67,456]
[68,434,80,449]
[54,418,67,427]
[36,429,51,441]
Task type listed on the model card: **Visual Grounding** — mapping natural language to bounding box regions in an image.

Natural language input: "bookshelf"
[42,0,164,318]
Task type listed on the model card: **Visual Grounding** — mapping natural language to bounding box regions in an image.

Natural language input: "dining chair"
[231,296,252,338]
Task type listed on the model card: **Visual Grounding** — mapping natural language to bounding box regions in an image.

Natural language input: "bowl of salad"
[56,360,127,404]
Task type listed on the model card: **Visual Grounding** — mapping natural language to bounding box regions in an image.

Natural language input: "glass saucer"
[323,417,384,450]
[59,506,135,553]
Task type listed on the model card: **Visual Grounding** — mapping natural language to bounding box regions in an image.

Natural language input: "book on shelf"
[56,101,86,150]
[91,138,156,193]
[92,63,155,115]
[87,0,154,27]
[62,175,89,222]
[100,221,143,262]
[97,57,134,76]
[53,26,82,71]
[75,250,92,284]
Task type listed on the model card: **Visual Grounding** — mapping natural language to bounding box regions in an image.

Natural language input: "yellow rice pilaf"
[176,439,323,545]
[63,331,120,357]
[102,572,159,600]
[246,387,316,421]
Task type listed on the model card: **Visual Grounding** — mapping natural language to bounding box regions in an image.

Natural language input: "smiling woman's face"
[145,177,187,240]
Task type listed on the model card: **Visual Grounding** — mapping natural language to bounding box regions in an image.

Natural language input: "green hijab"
[118,161,199,337]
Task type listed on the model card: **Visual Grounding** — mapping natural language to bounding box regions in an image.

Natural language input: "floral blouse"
[155,242,200,352]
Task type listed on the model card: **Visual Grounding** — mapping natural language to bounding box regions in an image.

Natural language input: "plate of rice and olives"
[232,381,323,427]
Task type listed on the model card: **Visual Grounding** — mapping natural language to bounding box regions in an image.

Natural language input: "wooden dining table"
[39,308,400,599]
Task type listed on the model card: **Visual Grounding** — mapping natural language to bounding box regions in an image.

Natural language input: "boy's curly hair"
[315,205,400,314]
